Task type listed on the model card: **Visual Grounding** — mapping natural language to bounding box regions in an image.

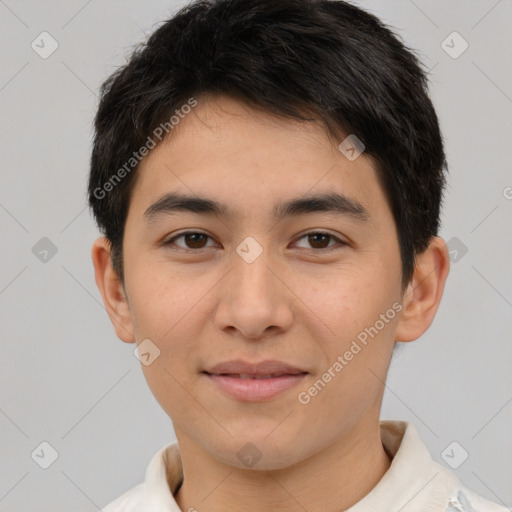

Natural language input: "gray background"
[0,0,511,510]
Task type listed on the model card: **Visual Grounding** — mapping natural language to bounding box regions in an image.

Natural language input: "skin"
[92,94,450,512]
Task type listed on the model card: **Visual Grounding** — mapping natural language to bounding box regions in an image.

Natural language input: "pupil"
[309,233,328,248]
[187,233,206,248]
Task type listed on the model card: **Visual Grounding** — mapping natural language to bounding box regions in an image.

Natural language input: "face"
[111,94,407,469]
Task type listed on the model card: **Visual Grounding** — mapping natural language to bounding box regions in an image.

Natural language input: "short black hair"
[88,0,447,288]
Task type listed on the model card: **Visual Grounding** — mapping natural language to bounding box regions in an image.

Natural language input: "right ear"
[91,236,135,343]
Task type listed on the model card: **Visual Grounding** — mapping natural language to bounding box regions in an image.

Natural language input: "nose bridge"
[214,237,292,338]
[231,239,277,304]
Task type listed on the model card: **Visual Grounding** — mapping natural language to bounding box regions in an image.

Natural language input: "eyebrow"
[143,191,369,223]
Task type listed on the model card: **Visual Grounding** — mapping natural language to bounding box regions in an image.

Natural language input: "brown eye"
[295,232,344,250]
[183,233,208,248]
[164,231,214,250]
[307,233,331,249]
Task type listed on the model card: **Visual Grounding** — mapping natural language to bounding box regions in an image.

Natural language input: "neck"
[174,420,392,512]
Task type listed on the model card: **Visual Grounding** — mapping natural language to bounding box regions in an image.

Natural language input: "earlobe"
[91,237,136,344]
[395,236,450,342]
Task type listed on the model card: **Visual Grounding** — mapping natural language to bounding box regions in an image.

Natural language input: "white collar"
[137,420,463,511]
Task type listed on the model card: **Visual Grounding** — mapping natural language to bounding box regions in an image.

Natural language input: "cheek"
[131,281,205,422]
[124,279,191,402]
[126,264,215,383]
[302,261,401,377]
[126,256,205,340]
[297,266,386,340]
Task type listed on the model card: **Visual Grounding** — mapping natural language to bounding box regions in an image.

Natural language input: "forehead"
[129,94,388,223]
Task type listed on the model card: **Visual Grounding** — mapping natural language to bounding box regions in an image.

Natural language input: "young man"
[88,0,508,510]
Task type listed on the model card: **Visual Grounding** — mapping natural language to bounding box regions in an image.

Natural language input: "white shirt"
[102,420,509,511]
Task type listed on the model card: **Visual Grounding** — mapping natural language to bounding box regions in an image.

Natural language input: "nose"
[213,246,293,341]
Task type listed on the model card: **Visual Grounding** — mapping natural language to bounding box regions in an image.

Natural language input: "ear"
[91,236,135,344]
[395,236,450,342]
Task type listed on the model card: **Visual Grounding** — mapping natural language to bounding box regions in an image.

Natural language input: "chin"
[209,434,310,472]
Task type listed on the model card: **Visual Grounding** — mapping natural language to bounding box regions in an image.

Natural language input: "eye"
[162,230,346,251]
[163,231,216,250]
[294,231,346,250]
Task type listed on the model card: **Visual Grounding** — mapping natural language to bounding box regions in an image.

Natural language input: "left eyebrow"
[274,192,369,222]
[143,191,369,224]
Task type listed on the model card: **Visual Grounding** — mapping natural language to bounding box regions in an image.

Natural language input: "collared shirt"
[102,420,509,511]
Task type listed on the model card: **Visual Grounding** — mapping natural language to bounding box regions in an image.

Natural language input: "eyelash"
[162,230,347,252]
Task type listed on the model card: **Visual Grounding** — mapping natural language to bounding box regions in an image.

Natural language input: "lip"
[202,359,308,402]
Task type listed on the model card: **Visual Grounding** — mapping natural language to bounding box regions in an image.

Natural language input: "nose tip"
[235,325,281,342]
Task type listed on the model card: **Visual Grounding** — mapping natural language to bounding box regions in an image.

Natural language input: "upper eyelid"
[164,230,212,243]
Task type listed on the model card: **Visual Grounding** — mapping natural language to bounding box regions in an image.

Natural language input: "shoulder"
[101,482,144,512]
[449,487,510,512]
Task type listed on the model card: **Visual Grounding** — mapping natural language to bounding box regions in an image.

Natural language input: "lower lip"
[204,373,307,402]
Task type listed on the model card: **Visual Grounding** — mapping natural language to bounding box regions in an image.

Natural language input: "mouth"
[207,373,303,379]
[202,360,308,402]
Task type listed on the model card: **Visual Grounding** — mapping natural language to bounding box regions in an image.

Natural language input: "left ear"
[395,236,450,342]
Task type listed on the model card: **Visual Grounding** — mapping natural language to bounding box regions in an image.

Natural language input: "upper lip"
[203,359,308,376]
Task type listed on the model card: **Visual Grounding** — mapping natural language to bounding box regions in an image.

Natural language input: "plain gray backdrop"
[1,0,511,510]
